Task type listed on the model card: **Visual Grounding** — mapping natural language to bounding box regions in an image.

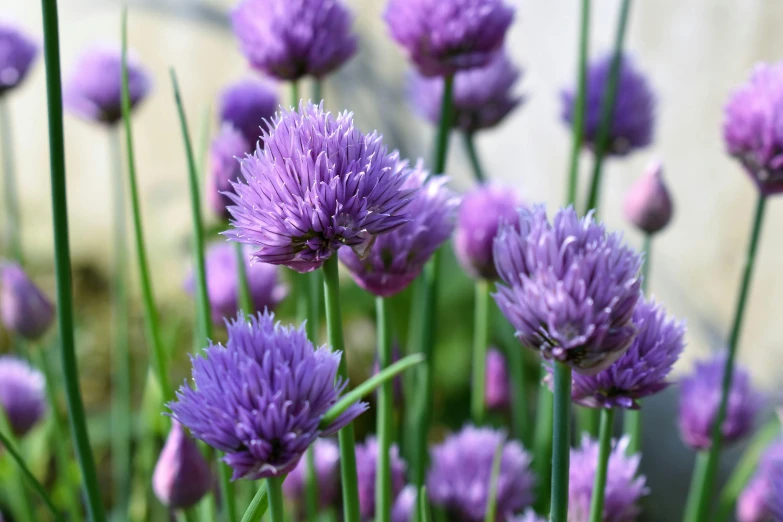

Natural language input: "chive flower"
[0,21,38,97]
[208,125,250,220]
[355,437,407,519]
[0,356,46,438]
[283,438,340,510]
[392,485,417,522]
[493,206,643,375]
[737,440,783,522]
[770,467,783,521]
[485,348,510,410]
[219,78,278,148]
[623,160,673,235]
[168,311,368,480]
[152,422,212,509]
[224,102,414,273]
[0,262,55,340]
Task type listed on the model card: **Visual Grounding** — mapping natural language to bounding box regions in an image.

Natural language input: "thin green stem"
[291,81,300,108]
[641,234,652,293]
[433,76,454,174]
[463,132,485,183]
[471,280,490,424]
[577,406,600,437]
[235,242,253,314]
[683,452,710,522]
[565,0,591,206]
[322,256,361,522]
[504,327,529,446]
[308,271,322,341]
[240,482,269,522]
[1,409,33,522]
[40,1,105,519]
[267,477,285,522]
[418,487,431,522]
[532,378,553,515]
[0,429,62,520]
[550,362,572,522]
[583,0,632,214]
[217,461,238,522]
[684,194,767,522]
[313,79,323,104]
[376,297,394,522]
[588,408,615,522]
[484,438,505,522]
[305,448,320,520]
[1,100,22,262]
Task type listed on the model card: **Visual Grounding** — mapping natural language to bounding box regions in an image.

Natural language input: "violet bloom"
[385,0,514,77]
[561,54,655,157]
[152,422,212,510]
[507,512,546,522]
[0,262,55,340]
[409,51,522,133]
[0,356,46,438]
[678,354,763,451]
[339,165,457,297]
[569,298,685,409]
[737,440,783,522]
[232,0,357,81]
[569,436,647,522]
[493,206,643,375]
[209,126,250,220]
[453,184,522,280]
[218,78,278,148]
[392,485,417,522]
[770,467,783,522]
[63,46,151,125]
[283,438,340,509]
[427,426,535,521]
[0,22,38,97]
[485,348,510,410]
[355,437,407,519]
[724,61,783,196]
[623,160,673,235]
[224,102,414,273]
[168,311,367,480]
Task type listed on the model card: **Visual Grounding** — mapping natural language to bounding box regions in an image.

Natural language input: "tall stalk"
[588,408,615,522]
[550,362,573,522]
[376,296,394,522]
[565,0,591,206]
[267,477,285,522]
[471,280,490,424]
[463,132,485,183]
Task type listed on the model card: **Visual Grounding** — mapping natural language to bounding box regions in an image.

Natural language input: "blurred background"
[1,1,782,520]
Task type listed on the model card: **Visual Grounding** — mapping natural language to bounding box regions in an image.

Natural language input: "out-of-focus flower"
[339,165,457,297]
[231,0,356,81]
[493,206,643,375]
[485,348,510,410]
[63,46,151,125]
[569,436,648,522]
[152,422,212,509]
[769,466,783,521]
[453,184,521,280]
[392,485,417,522]
[168,312,368,480]
[409,51,522,133]
[224,102,414,273]
[737,440,783,522]
[283,438,340,509]
[507,511,547,522]
[218,78,278,148]
[0,262,55,340]
[678,354,763,451]
[623,160,673,235]
[385,0,514,77]
[208,125,249,220]
[561,54,655,157]
[355,437,407,519]
[0,356,46,438]
[0,22,38,96]
[427,426,534,521]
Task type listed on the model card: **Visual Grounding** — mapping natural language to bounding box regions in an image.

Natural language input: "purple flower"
[737,440,783,522]
[493,206,643,375]
[339,165,457,297]
[283,438,340,510]
[168,311,368,480]
[723,61,783,196]
[231,0,357,81]
[569,297,685,409]
[392,485,417,522]
[385,0,514,77]
[623,160,673,235]
[355,437,407,519]
[427,426,535,521]
[561,54,655,156]
[208,126,250,220]
[0,22,38,96]
[63,46,151,125]
[224,102,414,273]
[770,466,783,522]
[152,422,212,509]
[485,348,510,410]
[678,354,763,451]
[454,184,522,280]
[219,78,278,148]
[0,356,46,438]
[409,51,522,133]
[569,436,648,522]
[0,262,55,340]
[507,511,546,522]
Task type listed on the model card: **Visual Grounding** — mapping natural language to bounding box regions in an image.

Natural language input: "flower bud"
[0,356,46,438]
[0,262,55,340]
[623,160,673,234]
[152,422,212,510]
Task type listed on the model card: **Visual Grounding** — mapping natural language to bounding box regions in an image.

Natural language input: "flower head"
[152,422,212,509]
[770,467,783,522]
[737,440,783,522]
[224,102,414,273]
[427,426,534,521]
[339,165,457,297]
[232,0,357,81]
[283,438,340,509]
[0,262,55,340]
[209,126,250,220]
[454,184,522,280]
[493,206,643,375]
[168,311,368,480]
[569,436,648,522]
[561,54,655,156]
[0,356,46,438]
[623,160,673,235]
[355,437,407,519]
[63,46,151,125]
[485,348,510,410]
[409,51,522,132]
[219,78,278,148]
[678,354,763,451]
[385,0,514,77]
[569,297,685,409]
[0,22,38,96]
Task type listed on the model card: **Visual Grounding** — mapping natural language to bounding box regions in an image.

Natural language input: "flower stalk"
[376,296,394,522]
[471,279,490,424]
[589,408,615,522]
[550,362,573,522]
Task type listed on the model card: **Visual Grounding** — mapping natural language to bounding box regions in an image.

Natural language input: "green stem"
[471,280,490,424]
[588,408,615,522]
[565,0,591,207]
[291,81,300,108]
[463,132,485,183]
[217,461,238,522]
[376,297,393,522]
[267,477,285,522]
[322,256,361,522]
[484,438,504,522]
[240,482,269,522]
[550,362,572,522]
[1,408,33,522]
[305,447,320,520]
[308,271,322,341]
[433,76,454,174]
[683,452,710,522]
[418,487,431,522]
[641,234,652,293]
[532,380,553,515]
[0,100,22,262]
[503,325,529,446]
[235,242,253,315]
[583,0,632,214]
[577,406,600,437]
[313,79,323,104]
[40,1,105,519]
[684,194,767,522]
